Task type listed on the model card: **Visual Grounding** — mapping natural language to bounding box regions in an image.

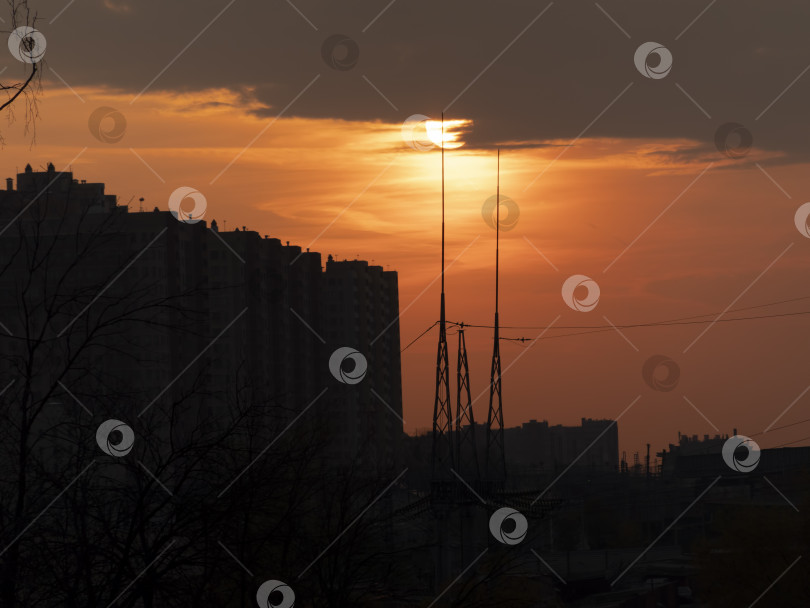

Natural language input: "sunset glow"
[425,118,472,149]
[4,80,809,459]
[6,1,810,601]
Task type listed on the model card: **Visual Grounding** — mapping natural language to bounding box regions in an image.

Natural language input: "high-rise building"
[322,257,403,469]
[0,164,403,470]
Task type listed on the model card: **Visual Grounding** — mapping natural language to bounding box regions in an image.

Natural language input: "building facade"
[322,257,402,469]
[0,164,403,470]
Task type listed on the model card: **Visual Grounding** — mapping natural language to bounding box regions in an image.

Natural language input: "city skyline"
[4,1,810,462]
[3,1,810,605]
[4,150,807,461]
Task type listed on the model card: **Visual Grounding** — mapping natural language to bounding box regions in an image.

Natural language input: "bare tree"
[0,179,429,606]
[0,185,337,606]
[1,0,43,145]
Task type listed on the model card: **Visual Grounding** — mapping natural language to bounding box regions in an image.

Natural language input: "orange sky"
[7,85,810,460]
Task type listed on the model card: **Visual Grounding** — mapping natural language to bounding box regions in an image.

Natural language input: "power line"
[751,415,810,438]
[402,295,810,352]
[772,434,810,449]
[486,310,810,342]
[449,293,810,331]
[400,321,437,353]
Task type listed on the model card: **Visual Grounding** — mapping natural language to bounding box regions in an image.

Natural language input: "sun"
[425,119,472,149]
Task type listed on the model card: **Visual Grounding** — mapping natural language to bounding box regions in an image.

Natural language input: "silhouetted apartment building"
[503,418,619,473]
[656,432,729,477]
[0,163,205,422]
[0,164,403,469]
[322,257,402,469]
[658,430,810,480]
[399,417,620,479]
[204,224,325,416]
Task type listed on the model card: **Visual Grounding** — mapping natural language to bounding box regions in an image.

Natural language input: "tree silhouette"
[1,1,43,145]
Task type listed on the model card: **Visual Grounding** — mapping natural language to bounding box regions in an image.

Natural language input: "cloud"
[102,0,132,14]
[27,0,810,161]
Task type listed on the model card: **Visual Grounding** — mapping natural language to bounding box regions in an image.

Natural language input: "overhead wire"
[402,295,810,352]
[400,321,437,353]
[450,293,810,330]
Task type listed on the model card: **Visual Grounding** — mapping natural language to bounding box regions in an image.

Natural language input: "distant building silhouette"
[404,417,619,486]
[658,430,810,479]
[503,418,619,473]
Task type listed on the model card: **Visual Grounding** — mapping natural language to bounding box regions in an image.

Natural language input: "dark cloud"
[24,0,810,157]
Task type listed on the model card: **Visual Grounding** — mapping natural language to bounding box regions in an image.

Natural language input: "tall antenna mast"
[486,149,506,483]
[455,323,479,480]
[432,113,454,481]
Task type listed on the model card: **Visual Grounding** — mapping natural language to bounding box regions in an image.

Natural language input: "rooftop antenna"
[486,148,506,484]
[432,112,454,483]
